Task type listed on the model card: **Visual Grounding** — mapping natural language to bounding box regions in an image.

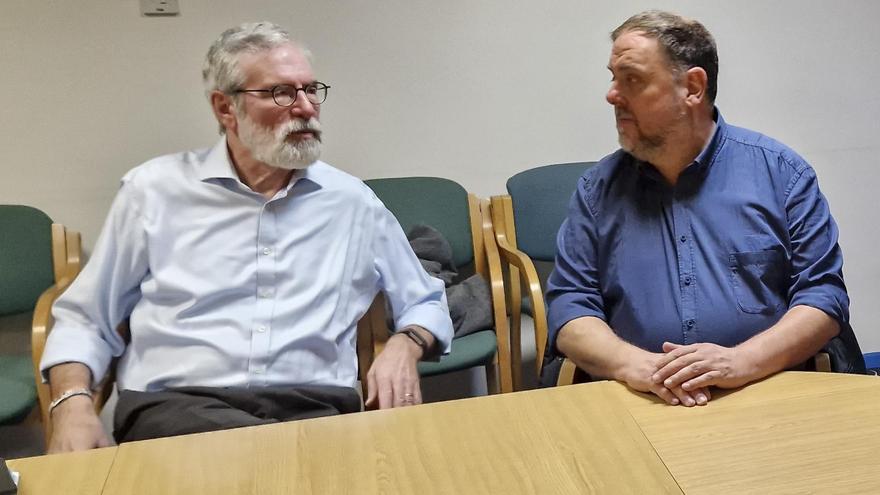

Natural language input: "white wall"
[2,1,878,351]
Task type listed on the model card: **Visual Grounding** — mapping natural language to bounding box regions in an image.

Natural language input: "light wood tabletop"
[11,371,878,494]
[100,381,681,494]
[608,372,880,495]
[6,446,116,495]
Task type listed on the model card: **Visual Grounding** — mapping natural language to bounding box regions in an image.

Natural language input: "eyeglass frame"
[232,82,331,107]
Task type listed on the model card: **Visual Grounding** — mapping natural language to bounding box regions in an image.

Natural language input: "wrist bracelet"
[399,328,430,356]
[48,388,93,416]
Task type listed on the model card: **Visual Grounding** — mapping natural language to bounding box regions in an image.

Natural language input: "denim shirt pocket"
[729,250,786,314]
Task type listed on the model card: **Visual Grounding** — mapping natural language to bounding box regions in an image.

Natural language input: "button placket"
[250,201,279,383]
[671,192,697,344]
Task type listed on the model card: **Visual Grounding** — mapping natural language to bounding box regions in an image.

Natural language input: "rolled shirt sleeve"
[370,198,454,355]
[545,175,607,353]
[783,160,849,324]
[40,179,148,386]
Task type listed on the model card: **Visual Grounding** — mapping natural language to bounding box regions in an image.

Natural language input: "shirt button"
[262,247,273,256]
[258,288,273,298]
[684,276,692,286]
[256,326,267,333]
[679,235,687,243]
[253,366,265,374]
[686,319,695,328]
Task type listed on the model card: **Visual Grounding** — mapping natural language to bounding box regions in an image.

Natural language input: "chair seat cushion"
[418,330,497,377]
[0,355,37,424]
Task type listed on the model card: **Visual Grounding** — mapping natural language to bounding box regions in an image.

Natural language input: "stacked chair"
[0,205,80,432]
[488,162,595,390]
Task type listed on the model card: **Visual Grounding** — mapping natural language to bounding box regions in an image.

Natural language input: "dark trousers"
[113,385,362,443]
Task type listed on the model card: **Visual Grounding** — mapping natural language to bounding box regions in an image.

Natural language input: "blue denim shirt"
[546,110,849,353]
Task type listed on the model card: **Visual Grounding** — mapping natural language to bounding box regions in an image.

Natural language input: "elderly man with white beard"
[40,22,453,453]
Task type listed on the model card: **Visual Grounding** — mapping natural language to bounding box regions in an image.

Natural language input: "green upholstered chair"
[0,205,81,428]
[488,162,594,390]
[364,177,513,394]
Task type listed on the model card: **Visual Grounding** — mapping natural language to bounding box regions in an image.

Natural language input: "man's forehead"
[608,30,662,70]
[239,44,315,83]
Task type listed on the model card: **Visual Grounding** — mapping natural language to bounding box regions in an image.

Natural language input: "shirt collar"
[691,107,724,173]
[195,137,324,191]
[635,107,725,184]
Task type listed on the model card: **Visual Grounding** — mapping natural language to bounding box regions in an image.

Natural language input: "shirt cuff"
[39,324,115,388]
[395,304,454,356]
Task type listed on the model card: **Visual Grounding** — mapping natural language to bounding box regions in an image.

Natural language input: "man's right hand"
[48,394,111,453]
[621,350,711,407]
[557,317,709,406]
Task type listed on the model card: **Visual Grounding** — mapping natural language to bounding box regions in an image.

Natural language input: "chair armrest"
[813,352,832,372]
[31,278,76,445]
[494,231,549,375]
[478,197,514,394]
[556,357,593,386]
[489,195,549,383]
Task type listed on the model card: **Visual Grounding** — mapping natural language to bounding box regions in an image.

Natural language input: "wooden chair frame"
[487,194,548,391]
[31,223,82,444]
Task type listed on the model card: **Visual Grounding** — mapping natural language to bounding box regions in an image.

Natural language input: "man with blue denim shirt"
[547,11,852,406]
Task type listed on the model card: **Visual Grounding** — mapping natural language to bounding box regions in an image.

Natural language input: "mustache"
[279,118,322,140]
[615,109,634,120]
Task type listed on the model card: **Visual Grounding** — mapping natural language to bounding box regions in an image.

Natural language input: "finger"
[661,341,682,353]
[652,353,702,384]
[662,359,708,389]
[97,432,112,448]
[413,383,423,405]
[669,385,698,407]
[650,385,680,406]
[681,371,722,392]
[653,344,698,372]
[396,376,420,408]
[364,371,378,408]
[378,382,394,410]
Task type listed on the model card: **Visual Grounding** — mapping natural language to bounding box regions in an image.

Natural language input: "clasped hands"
[626,342,755,407]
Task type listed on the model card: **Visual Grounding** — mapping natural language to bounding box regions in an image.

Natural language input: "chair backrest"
[505,162,595,262]
[365,177,514,393]
[365,177,474,268]
[0,205,55,316]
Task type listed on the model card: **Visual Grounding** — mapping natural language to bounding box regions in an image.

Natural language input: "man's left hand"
[651,342,756,392]
[364,330,425,409]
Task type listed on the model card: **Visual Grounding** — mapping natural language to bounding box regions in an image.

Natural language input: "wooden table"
[9,372,879,494]
[100,382,680,494]
[608,371,880,494]
[6,446,116,495]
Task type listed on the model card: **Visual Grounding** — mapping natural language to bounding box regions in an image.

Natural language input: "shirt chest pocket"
[729,250,786,314]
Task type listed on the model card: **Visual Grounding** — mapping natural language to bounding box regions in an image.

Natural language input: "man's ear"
[210,90,238,135]
[683,67,708,107]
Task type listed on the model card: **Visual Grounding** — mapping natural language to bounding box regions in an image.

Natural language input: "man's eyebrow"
[609,62,644,74]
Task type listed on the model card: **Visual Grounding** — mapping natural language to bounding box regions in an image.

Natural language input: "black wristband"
[399,328,430,356]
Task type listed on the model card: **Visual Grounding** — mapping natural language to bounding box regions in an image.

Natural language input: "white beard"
[237,115,322,170]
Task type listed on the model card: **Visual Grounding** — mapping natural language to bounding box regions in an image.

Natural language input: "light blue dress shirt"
[40,139,453,392]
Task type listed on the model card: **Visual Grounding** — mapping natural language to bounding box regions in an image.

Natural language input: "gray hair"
[612,11,718,103]
[202,22,312,133]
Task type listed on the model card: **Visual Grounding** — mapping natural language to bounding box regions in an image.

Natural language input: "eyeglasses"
[233,82,330,106]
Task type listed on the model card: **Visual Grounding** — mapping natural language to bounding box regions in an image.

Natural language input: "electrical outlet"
[140,0,180,16]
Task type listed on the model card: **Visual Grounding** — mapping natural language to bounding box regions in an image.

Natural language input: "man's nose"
[290,90,318,119]
[606,84,623,106]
